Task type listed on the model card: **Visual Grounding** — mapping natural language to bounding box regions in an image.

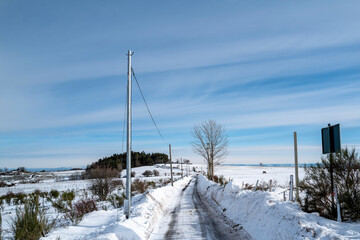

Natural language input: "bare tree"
[192,120,229,180]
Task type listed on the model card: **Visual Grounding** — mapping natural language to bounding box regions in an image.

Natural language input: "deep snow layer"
[197,175,360,240]
[42,177,192,240]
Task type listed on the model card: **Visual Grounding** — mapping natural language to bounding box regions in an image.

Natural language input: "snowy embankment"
[197,175,360,240]
[42,177,191,240]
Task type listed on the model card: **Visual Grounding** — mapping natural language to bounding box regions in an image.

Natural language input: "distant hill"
[86,151,169,172]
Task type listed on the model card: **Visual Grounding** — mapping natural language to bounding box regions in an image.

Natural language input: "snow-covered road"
[150,177,251,240]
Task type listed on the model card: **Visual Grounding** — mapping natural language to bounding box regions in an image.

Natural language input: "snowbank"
[42,177,191,240]
[197,175,360,240]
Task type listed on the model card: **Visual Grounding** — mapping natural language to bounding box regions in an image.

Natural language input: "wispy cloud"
[1,1,360,167]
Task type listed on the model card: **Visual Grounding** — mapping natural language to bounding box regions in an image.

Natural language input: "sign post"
[321,123,341,219]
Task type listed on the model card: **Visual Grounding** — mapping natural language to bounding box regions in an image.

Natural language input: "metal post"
[253,180,259,191]
[329,152,335,218]
[125,50,132,219]
[293,132,300,202]
[334,185,341,222]
[181,157,183,178]
[289,175,294,202]
[169,144,173,186]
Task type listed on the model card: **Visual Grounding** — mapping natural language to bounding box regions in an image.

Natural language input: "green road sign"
[321,124,341,154]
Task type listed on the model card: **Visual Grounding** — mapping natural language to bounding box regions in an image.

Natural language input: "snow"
[197,175,360,240]
[2,165,360,239]
[0,179,91,195]
[121,164,182,177]
[42,177,192,240]
[214,165,306,186]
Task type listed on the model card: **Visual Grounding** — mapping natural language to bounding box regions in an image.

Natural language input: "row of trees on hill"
[86,151,169,172]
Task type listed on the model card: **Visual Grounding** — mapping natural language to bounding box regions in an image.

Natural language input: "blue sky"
[1,1,360,168]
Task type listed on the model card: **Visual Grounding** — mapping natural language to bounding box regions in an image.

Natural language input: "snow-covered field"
[1,164,360,239]
[214,165,305,186]
[0,164,182,240]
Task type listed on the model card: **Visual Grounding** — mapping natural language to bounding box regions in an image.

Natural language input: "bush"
[61,190,75,202]
[147,181,156,188]
[112,179,124,189]
[2,192,16,204]
[243,183,254,190]
[153,170,160,176]
[131,171,136,177]
[88,167,119,201]
[0,211,2,240]
[11,197,55,240]
[50,190,60,199]
[51,198,67,213]
[255,180,277,191]
[13,193,27,205]
[132,179,148,193]
[32,190,48,198]
[213,175,230,186]
[300,148,360,221]
[108,194,125,208]
[213,175,219,183]
[142,170,153,177]
[71,199,97,223]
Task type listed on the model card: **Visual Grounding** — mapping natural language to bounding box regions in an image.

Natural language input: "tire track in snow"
[152,176,251,240]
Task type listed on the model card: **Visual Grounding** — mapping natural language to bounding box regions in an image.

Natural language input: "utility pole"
[293,132,300,202]
[206,143,210,179]
[181,157,183,178]
[125,50,133,219]
[169,144,173,186]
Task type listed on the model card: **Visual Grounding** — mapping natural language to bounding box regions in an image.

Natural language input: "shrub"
[88,167,119,201]
[142,170,153,177]
[2,192,16,204]
[51,198,67,213]
[255,180,277,191]
[32,190,48,198]
[0,211,2,240]
[147,181,156,188]
[213,175,230,186]
[213,175,219,183]
[61,190,75,202]
[13,193,27,205]
[112,179,124,189]
[153,170,160,176]
[300,147,360,221]
[0,199,4,212]
[132,179,148,193]
[131,171,136,177]
[50,190,60,199]
[11,197,55,240]
[71,199,97,224]
[243,183,254,190]
[108,194,125,208]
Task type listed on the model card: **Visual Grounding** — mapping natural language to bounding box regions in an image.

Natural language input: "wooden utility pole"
[293,132,300,202]
[169,144,173,186]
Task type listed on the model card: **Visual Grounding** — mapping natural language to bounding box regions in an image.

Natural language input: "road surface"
[150,177,251,240]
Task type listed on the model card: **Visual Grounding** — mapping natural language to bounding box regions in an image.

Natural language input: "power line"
[131,67,168,146]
